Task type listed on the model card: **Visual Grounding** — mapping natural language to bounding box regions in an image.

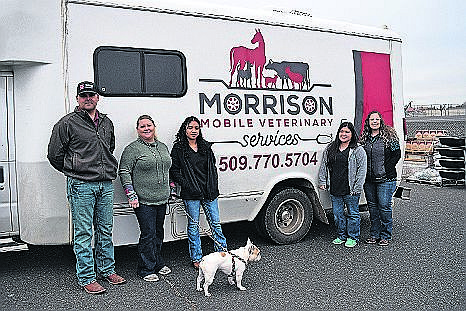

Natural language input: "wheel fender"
[247,173,303,221]
[249,172,328,225]
[309,189,329,224]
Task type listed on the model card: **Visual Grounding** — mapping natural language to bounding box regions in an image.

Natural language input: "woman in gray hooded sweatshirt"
[318,121,367,248]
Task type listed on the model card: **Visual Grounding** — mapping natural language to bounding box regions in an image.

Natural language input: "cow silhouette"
[265,60,310,89]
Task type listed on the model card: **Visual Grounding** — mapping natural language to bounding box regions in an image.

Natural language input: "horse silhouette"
[229,29,266,88]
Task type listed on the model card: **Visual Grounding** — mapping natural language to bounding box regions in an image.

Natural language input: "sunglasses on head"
[79,92,96,98]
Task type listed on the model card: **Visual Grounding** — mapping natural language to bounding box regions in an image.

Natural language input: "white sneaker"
[158,266,172,275]
[142,274,159,282]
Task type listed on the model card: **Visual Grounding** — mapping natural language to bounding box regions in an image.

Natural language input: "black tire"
[253,204,268,238]
[263,188,313,244]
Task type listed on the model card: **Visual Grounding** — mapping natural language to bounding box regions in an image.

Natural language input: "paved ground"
[0,182,465,310]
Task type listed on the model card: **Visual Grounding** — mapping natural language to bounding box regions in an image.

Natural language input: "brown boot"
[83,281,106,294]
[105,273,127,285]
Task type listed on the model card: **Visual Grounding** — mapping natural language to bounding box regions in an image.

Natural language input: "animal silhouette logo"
[201,29,328,91]
[228,30,312,90]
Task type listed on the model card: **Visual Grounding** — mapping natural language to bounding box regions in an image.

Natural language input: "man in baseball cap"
[48,80,126,294]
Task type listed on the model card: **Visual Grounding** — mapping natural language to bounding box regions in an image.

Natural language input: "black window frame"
[93,46,187,97]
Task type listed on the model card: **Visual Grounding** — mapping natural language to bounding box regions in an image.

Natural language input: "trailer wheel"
[264,188,313,244]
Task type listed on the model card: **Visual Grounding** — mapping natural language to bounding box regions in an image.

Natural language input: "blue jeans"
[67,177,115,286]
[364,180,397,240]
[330,194,361,241]
[183,198,227,263]
[134,203,167,277]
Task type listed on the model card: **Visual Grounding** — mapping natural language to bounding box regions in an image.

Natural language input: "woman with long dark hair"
[169,116,227,268]
[318,122,367,247]
[359,111,401,246]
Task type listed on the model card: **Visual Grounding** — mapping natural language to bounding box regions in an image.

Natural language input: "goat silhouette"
[236,62,252,88]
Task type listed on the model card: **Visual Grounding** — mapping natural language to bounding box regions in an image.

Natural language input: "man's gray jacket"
[47,107,118,181]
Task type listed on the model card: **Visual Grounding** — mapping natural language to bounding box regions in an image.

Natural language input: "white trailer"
[0,0,405,246]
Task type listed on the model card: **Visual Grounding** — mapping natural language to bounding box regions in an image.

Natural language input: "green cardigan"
[119,138,172,205]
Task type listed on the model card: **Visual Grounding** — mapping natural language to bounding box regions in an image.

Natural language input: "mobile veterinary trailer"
[0,0,405,246]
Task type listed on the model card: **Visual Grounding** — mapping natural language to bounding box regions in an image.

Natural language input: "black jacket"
[169,141,219,200]
[47,107,118,181]
[363,135,401,183]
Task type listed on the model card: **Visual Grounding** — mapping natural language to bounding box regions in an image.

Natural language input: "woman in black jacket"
[169,116,227,268]
[359,111,401,246]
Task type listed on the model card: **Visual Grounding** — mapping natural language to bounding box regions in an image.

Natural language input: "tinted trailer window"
[94,46,187,97]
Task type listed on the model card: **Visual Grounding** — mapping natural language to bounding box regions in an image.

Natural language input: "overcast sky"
[203,0,466,106]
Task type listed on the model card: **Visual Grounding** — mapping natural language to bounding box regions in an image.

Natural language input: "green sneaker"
[345,238,357,248]
[332,238,345,245]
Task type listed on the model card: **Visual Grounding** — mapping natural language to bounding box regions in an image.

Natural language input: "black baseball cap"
[76,81,97,96]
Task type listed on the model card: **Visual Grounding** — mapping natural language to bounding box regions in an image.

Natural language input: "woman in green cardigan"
[118,115,172,282]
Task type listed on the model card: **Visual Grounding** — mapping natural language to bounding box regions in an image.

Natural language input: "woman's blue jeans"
[134,203,167,277]
[183,198,228,263]
[364,180,397,240]
[330,194,361,241]
[66,177,116,286]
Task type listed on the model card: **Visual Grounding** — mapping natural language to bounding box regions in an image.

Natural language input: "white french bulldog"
[196,238,261,297]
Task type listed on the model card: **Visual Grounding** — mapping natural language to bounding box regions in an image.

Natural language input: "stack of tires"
[436,136,465,186]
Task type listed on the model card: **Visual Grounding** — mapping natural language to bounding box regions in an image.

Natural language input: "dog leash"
[185,205,248,276]
[171,196,248,268]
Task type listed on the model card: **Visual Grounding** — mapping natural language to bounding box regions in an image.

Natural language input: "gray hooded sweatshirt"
[318,145,367,195]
